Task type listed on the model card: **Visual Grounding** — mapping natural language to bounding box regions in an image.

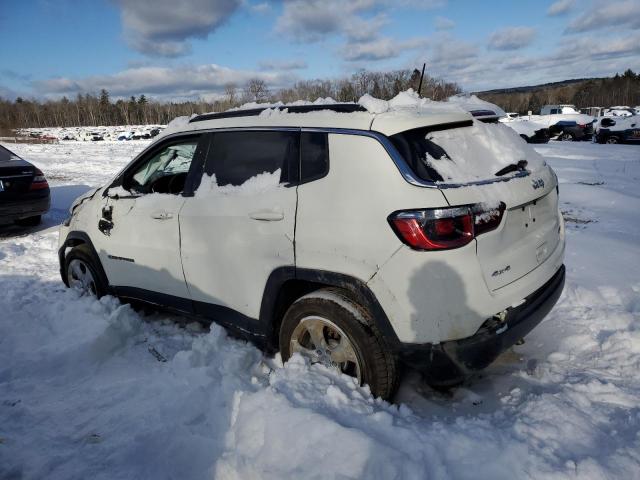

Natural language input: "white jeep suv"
[58,103,565,400]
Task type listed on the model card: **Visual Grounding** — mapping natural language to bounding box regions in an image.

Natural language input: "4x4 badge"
[531,178,545,189]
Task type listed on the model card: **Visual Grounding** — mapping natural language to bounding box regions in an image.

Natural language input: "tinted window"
[550,109,559,114]
[301,132,329,183]
[390,128,457,183]
[206,131,299,186]
[0,145,20,162]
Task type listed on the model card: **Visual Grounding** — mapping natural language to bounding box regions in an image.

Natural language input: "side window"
[205,131,299,186]
[126,136,200,194]
[550,109,559,115]
[300,132,329,183]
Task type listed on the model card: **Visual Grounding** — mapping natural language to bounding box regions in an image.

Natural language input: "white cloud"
[488,26,536,51]
[115,0,241,57]
[566,1,640,33]
[249,2,271,14]
[343,37,427,62]
[259,59,308,71]
[434,16,455,30]
[275,0,373,43]
[34,64,294,100]
[547,0,574,17]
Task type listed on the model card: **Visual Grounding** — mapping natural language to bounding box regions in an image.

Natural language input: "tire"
[64,244,108,298]
[14,215,41,226]
[559,132,574,142]
[606,136,620,144]
[279,288,398,400]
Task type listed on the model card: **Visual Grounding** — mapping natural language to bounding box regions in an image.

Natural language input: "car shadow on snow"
[0,184,92,238]
[395,260,547,416]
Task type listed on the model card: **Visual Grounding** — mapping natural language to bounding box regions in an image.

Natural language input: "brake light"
[389,203,505,251]
[29,168,49,191]
[472,202,506,235]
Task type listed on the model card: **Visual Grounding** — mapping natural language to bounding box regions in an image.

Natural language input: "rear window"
[0,145,21,162]
[205,131,299,186]
[390,120,545,184]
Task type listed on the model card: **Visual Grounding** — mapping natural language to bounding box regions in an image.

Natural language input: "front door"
[97,134,206,306]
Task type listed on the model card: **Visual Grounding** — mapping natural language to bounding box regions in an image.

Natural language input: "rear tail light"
[389,202,506,251]
[29,168,49,191]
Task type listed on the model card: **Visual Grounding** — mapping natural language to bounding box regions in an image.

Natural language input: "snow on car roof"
[158,89,473,139]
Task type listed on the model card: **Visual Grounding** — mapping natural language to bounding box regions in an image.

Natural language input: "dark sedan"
[0,144,50,226]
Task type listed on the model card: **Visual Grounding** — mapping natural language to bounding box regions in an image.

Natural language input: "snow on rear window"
[423,121,546,183]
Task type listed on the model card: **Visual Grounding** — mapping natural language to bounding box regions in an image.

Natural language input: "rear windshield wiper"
[495,160,528,177]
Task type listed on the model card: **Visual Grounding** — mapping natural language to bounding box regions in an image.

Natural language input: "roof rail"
[189,103,368,123]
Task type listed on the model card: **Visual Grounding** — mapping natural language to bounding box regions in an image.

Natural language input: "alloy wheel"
[289,315,362,382]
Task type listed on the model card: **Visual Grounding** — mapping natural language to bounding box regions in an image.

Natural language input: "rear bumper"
[398,264,565,385]
[0,193,50,223]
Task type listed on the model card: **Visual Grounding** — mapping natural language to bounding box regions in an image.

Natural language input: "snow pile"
[446,94,507,118]
[425,120,546,182]
[358,94,390,114]
[195,169,282,197]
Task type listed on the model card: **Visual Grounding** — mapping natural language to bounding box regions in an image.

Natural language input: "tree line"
[477,69,640,114]
[0,69,461,129]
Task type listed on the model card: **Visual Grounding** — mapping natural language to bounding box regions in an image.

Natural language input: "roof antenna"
[417,63,426,97]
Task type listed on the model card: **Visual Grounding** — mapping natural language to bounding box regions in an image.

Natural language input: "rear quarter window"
[300,132,329,183]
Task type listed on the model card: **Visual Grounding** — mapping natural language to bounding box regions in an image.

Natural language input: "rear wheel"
[65,245,108,297]
[14,215,41,226]
[606,136,620,144]
[559,132,574,141]
[279,288,398,400]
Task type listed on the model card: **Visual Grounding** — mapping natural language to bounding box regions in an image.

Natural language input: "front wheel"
[65,245,108,297]
[606,136,620,144]
[279,288,398,400]
[559,132,574,141]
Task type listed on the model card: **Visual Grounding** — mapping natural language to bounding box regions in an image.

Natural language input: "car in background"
[595,116,640,144]
[548,120,593,141]
[502,119,551,144]
[0,144,50,226]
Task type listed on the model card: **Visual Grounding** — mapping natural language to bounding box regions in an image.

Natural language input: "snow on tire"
[279,288,399,400]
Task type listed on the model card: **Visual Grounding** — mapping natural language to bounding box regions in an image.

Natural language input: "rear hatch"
[440,169,560,290]
[387,119,561,291]
[0,145,36,200]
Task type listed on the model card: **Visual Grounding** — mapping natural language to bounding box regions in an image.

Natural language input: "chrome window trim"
[125,126,531,191]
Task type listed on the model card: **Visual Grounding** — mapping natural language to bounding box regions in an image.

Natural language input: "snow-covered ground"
[1,140,639,479]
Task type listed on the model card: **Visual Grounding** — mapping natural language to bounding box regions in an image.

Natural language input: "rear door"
[179,129,299,324]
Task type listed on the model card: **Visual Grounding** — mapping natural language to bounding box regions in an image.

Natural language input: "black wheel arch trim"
[58,230,108,288]
[259,267,401,350]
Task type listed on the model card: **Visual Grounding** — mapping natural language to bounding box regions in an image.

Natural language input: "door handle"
[249,209,284,221]
[150,211,173,220]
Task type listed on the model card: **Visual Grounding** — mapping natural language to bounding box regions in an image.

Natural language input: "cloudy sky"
[1,0,639,101]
